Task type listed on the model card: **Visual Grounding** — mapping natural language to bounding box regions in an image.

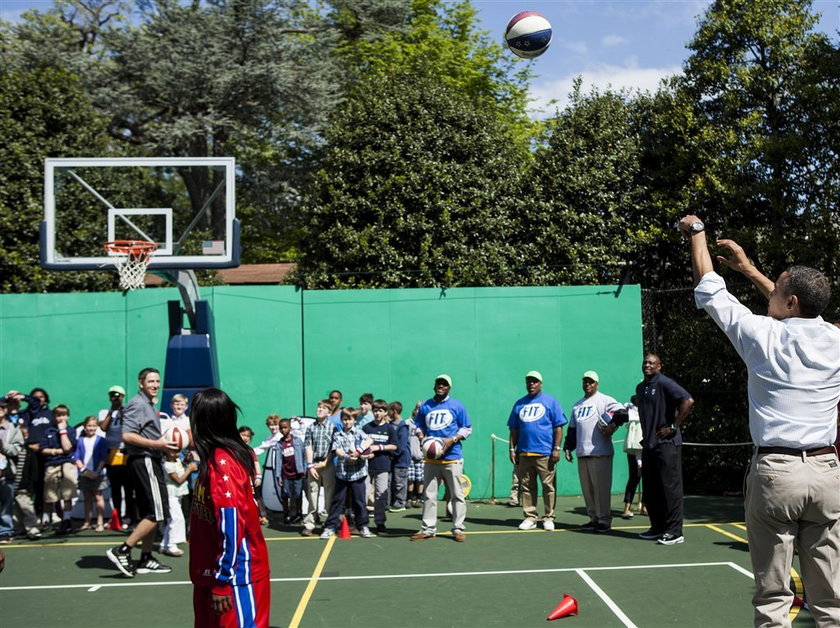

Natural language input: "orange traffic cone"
[108,508,122,531]
[547,594,578,620]
[338,516,352,539]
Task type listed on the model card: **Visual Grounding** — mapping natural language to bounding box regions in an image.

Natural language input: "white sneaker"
[518,519,538,530]
[542,520,555,531]
[359,526,373,538]
[320,528,335,539]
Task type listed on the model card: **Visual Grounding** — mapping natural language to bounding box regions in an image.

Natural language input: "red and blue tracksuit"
[189,448,270,628]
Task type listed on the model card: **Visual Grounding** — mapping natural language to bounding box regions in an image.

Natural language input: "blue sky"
[3,0,839,115]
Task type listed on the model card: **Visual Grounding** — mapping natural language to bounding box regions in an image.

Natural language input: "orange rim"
[103,240,158,257]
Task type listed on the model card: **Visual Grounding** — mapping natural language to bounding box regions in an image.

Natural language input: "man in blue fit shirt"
[410,374,472,543]
[680,214,840,627]
[508,370,566,531]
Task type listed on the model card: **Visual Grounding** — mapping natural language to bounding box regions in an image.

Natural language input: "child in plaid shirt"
[320,409,373,539]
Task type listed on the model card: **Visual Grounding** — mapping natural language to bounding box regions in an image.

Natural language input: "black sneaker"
[375,524,387,534]
[639,528,663,540]
[657,533,685,545]
[593,523,611,534]
[581,521,597,530]
[135,556,172,574]
[106,546,135,578]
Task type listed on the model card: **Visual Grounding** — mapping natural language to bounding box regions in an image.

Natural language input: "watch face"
[691,221,704,232]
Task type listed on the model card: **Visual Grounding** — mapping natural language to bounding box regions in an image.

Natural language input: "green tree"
[346,0,533,145]
[681,0,838,281]
[522,81,647,285]
[292,72,525,289]
[0,66,116,292]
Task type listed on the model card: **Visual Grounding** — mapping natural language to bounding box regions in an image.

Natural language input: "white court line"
[576,568,638,628]
[0,561,742,592]
[727,561,755,579]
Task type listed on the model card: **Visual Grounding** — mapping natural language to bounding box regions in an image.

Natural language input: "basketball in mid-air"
[421,436,445,460]
[504,11,552,59]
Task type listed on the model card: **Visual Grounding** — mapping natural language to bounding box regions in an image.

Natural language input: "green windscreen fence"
[0,283,642,498]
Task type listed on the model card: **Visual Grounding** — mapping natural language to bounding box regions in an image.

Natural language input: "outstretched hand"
[715,239,753,274]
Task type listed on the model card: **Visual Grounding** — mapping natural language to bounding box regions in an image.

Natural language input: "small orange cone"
[338,516,352,539]
[108,508,122,531]
[547,594,578,620]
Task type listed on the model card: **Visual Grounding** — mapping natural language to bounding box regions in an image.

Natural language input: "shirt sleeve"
[694,271,771,362]
[120,400,142,436]
[506,404,519,430]
[551,399,568,427]
[207,453,252,595]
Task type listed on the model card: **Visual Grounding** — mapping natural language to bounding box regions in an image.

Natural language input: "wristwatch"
[688,221,704,233]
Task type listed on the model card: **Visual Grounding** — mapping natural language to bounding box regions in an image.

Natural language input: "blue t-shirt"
[363,421,397,473]
[415,396,471,461]
[40,426,78,466]
[507,392,567,456]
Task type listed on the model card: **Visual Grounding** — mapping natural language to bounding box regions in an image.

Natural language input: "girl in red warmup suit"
[189,388,270,628]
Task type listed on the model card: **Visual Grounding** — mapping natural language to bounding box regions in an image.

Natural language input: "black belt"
[757,446,836,457]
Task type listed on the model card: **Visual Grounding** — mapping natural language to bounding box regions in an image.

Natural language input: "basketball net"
[104,241,158,291]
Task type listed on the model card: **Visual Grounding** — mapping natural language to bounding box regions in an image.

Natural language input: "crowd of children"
[0,388,198,555]
[0,387,422,546]
[244,394,423,537]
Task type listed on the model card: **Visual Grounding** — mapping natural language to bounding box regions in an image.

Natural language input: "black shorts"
[128,455,170,523]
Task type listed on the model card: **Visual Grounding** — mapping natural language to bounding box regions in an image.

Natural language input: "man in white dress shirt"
[680,214,840,627]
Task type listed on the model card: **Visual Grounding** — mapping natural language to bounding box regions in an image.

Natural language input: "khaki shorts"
[44,462,78,503]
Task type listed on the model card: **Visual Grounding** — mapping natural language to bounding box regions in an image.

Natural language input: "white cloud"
[562,40,589,57]
[601,35,629,47]
[528,61,683,118]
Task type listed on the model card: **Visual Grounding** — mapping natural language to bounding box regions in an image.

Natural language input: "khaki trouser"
[517,455,556,521]
[578,455,613,527]
[745,451,840,627]
[422,460,465,534]
[303,460,335,530]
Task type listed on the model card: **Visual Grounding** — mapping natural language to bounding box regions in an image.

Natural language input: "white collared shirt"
[694,271,840,448]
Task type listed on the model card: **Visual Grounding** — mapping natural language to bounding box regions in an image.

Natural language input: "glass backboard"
[41,157,239,270]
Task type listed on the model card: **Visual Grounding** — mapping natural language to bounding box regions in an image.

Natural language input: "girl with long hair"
[189,388,270,628]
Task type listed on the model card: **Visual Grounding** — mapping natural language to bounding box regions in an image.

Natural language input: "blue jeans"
[0,478,15,537]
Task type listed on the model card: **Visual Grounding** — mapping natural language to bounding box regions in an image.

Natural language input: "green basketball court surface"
[0,495,817,627]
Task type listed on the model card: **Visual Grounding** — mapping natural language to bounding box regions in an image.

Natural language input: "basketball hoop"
[104,240,158,290]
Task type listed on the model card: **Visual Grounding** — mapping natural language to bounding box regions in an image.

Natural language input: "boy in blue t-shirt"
[363,400,397,532]
[40,405,78,534]
[388,401,411,511]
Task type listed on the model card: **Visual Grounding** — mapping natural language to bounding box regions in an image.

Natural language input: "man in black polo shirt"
[106,368,178,577]
[635,354,694,545]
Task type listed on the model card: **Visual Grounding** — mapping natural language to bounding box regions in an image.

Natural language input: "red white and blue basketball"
[421,436,445,460]
[504,11,552,59]
[164,426,188,450]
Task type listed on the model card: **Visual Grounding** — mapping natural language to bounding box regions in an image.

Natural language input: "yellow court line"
[705,523,748,544]
[705,523,804,623]
[289,534,337,628]
[789,568,803,621]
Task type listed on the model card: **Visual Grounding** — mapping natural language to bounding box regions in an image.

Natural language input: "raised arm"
[678,215,714,286]
[714,238,774,299]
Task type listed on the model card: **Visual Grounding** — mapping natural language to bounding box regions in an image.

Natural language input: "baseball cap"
[582,370,599,383]
[108,385,126,396]
[435,374,452,386]
[525,370,543,382]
